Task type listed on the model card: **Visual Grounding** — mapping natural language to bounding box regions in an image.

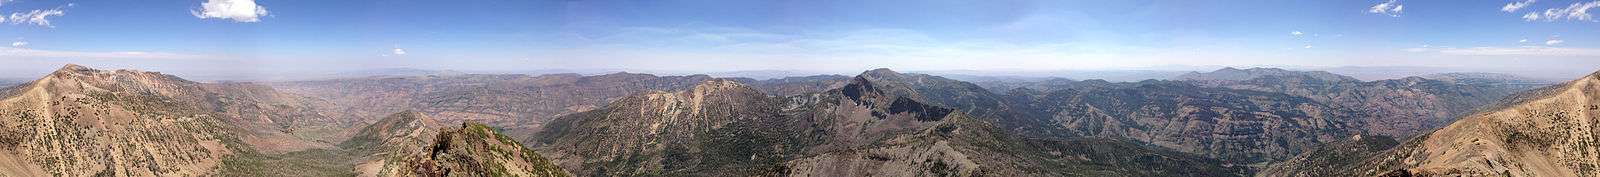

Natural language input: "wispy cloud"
[0,47,204,59]
[1523,12,1542,21]
[1525,1,1600,22]
[0,1,67,28]
[1547,39,1565,45]
[391,48,407,55]
[192,0,269,22]
[7,9,64,27]
[1369,0,1404,17]
[1504,0,1537,12]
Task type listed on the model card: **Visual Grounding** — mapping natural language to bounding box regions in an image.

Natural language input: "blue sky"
[1,0,1598,79]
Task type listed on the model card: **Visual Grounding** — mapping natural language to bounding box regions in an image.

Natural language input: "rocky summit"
[391,122,567,177]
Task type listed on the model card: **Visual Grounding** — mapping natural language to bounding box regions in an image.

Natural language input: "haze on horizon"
[1,0,1598,81]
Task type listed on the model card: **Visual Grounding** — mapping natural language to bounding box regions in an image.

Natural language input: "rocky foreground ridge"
[1266,71,1600,176]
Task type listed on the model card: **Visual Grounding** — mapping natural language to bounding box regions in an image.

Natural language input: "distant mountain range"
[0,64,1584,176]
[532,73,1245,176]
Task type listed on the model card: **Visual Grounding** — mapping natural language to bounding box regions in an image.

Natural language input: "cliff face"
[1336,72,1600,176]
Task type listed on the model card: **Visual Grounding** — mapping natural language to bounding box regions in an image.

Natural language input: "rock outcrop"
[342,111,442,176]
[391,122,568,177]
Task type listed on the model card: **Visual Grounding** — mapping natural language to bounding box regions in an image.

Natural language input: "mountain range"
[0,64,1584,176]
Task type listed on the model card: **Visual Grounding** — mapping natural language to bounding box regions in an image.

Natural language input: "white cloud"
[1547,39,1565,45]
[1369,0,1404,17]
[6,9,65,27]
[10,41,25,48]
[0,47,202,59]
[391,48,407,55]
[1504,0,1537,12]
[1520,39,1530,43]
[192,0,269,22]
[1303,45,1314,49]
[1529,1,1600,22]
[1291,31,1304,36]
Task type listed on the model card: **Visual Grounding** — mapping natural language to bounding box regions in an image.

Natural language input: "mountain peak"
[50,64,100,76]
[678,79,768,103]
[861,68,902,77]
[59,63,90,71]
[392,110,429,119]
[692,79,749,89]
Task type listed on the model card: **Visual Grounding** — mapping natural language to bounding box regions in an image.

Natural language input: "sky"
[0,0,1598,80]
